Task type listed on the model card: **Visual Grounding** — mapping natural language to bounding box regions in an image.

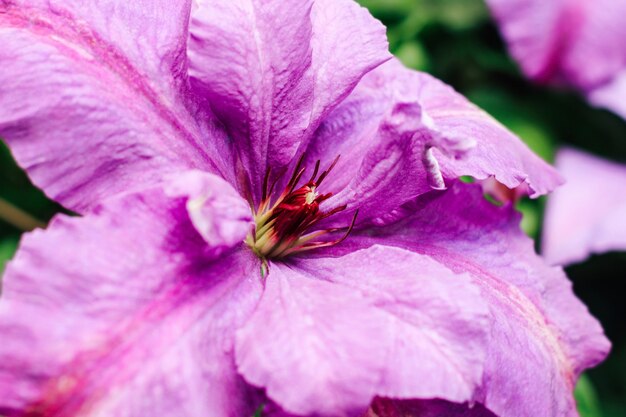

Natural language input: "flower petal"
[543,148,626,265]
[0,173,262,416]
[414,70,562,198]
[165,170,254,259]
[587,69,626,121]
[0,1,230,212]
[257,397,497,417]
[235,245,488,415]
[305,59,561,225]
[334,182,609,417]
[188,0,390,199]
[320,100,450,223]
[486,0,626,117]
[298,246,489,402]
[485,0,577,81]
[369,398,497,417]
[235,263,390,416]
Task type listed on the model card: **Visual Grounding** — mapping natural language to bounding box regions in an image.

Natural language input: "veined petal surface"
[235,246,488,416]
[0,1,231,212]
[188,0,390,200]
[304,59,562,224]
[328,183,609,417]
[0,172,261,417]
[543,148,626,265]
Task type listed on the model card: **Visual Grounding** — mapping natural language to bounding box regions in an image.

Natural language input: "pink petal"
[235,263,390,416]
[263,399,496,417]
[413,67,563,198]
[485,0,579,82]
[298,246,489,402]
[0,173,262,416]
[543,148,626,265]
[235,246,488,415]
[304,59,561,225]
[165,170,254,259]
[323,100,451,223]
[0,1,230,212]
[188,0,390,199]
[334,182,609,417]
[587,69,626,121]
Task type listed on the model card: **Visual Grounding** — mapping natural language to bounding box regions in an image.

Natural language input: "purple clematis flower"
[485,0,626,119]
[0,1,609,416]
[543,148,626,265]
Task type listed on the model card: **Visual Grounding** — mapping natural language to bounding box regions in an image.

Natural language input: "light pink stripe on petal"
[0,1,230,212]
[0,172,261,417]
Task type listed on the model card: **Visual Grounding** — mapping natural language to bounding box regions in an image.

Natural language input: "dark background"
[1,0,624,415]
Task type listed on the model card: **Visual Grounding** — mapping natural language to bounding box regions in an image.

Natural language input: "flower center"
[245,156,357,267]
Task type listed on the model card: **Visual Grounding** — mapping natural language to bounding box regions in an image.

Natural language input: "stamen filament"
[246,155,356,264]
[255,218,277,240]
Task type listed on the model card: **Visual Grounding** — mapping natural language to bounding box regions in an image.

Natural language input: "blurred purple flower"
[0,1,608,416]
[486,0,626,118]
[486,0,626,265]
[543,148,626,265]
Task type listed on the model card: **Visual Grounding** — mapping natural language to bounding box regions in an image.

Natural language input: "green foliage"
[394,40,429,70]
[253,404,265,417]
[0,235,18,276]
[516,198,541,239]
[575,374,603,417]
[0,141,61,235]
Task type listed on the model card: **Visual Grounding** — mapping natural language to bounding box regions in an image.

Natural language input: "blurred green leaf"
[575,374,603,417]
[0,236,18,276]
[253,404,264,417]
[516,198,540,239]
[395,40,429,70]
[357,0,415,19]
[421,0,488,30]
[506,121,555,162]
[0,140,63,236]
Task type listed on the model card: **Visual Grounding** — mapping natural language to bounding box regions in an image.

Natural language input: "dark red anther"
[272,181,321,238]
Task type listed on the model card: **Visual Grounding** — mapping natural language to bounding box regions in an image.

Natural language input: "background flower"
[542,148,626,266]
[485,0,626,119]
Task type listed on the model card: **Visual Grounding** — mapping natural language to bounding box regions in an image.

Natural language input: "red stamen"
[287,154,306,189]
[278,210,359,258]
[309,160,321,183]
[316,155,340,186]
[247,155,355,260]
[288,167,306,193]
[262,166,272,202]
